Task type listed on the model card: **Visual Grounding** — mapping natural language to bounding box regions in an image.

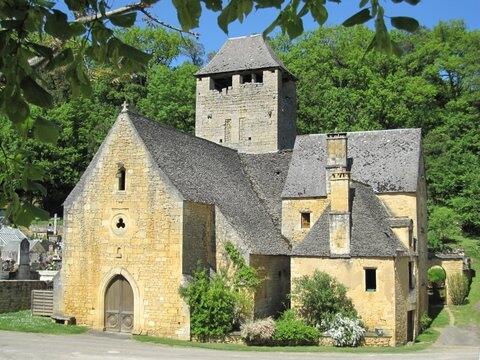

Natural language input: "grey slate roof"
[282,129,422,198]
[127,112,290,256]
[196,34,290,76]
[240,151,292,227]
[292,181,407,257]
[0,226,27,247]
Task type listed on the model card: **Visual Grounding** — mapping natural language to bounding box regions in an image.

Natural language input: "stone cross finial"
[121,100,129,113]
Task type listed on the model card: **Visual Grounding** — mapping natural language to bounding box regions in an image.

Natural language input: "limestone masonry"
[59,34,452,346]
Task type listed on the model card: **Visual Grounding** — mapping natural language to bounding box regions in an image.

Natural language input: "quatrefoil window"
[116,218,125,229]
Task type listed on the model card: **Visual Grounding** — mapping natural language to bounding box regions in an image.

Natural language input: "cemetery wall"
[0,280,48,313]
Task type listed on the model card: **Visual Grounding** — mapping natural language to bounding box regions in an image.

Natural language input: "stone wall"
[379,190,428,339]
[319,335,391,347]
[61,113,190,339]
[195,69,296,153]
[250,255,290,318]
[291,257,398,346]
[0,280,48,313]
[281,198,329,244]
[394,256,417,345]
[428,257,466,304]
[182,202,216,275]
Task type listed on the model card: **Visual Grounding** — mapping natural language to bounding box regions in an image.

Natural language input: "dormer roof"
[196,34,292,77]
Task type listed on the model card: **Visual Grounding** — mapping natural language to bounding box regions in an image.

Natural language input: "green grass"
[429,306,449,328]
[449,235,480,327]
[0,310,87,335]
[133,333,438,353]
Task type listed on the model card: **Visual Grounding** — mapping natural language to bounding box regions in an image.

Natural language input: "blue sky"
[62,1,480,54]
[140,0,480,54]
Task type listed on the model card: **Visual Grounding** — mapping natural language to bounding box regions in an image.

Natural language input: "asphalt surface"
[0,330,478,360]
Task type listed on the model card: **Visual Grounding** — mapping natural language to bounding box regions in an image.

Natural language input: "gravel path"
[0,330,478,360]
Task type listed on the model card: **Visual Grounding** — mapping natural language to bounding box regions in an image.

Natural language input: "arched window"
[117,166,126,191]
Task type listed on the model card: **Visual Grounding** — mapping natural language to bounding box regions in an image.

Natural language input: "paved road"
[0,330,478,360]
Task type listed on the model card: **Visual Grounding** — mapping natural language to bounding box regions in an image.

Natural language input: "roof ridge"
[126,110,241,155]
[296,128,421,139]
[228,34,261,40]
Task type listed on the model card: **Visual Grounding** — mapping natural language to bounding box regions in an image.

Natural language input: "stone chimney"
[326,133,351,256]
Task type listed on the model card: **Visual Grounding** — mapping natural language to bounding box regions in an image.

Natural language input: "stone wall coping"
[0,280,49,283]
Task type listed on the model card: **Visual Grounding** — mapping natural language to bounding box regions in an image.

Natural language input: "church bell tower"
[194,34,297,154]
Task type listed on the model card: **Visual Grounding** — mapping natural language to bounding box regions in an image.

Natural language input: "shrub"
[179,242,260,338]
[427,266,446,284]
[179,269,235,340]
[241,317,276,345]
[323,314,365,347]
[272,310,320,346]
[292,270,356,329]
[224,242,260,326]
[448,272,469,305]
[419,313,432,333]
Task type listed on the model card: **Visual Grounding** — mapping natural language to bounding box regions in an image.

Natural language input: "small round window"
[112,214,127,235]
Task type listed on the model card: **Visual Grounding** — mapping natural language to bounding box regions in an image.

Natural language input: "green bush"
[448,273,469,305]
[292,270,356,329]
[179,269,235,340]
[179,242,260,339]
[419,313,432,333]
[272,310,319,346]
[428,266,446,284]
[224,242,260,326]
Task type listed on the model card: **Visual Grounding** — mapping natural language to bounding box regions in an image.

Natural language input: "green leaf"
[33,116,59,144]
[109,12,137,27]
[359,0,369,7]
[20,76,53,108]
[44,10,71,40]
[391,16,419,32]
[173,0,202,31]
[45,48,74,71]
[5,92,29,123]
[201,0,222,11]
[26,42,53,59]
[64,0,85,11]
[218,0,253,33]
[310,2,328,25]
[15,203,49,227]
[342,8,372,27]
[255,0,283,9]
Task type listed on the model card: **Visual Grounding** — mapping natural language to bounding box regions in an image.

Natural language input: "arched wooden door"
[104,275,134,333]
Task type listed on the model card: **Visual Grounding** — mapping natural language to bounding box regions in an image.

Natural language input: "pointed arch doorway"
[104,275,134,333]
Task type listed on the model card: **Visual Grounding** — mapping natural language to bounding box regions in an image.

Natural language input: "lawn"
[134,331,438,353]
[450,235,480,326]
[0,310,87,335]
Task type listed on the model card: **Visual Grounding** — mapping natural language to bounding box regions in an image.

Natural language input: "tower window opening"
[117,166,126,191]
[212,76,232,91]
[240,73,252,84]
[253,71,263,83]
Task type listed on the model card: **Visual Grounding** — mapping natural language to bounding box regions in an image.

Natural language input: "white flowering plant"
[324,314,366,347]
[241,317,276,345]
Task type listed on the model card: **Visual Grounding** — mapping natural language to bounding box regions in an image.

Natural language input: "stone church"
[58,34,427,345]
